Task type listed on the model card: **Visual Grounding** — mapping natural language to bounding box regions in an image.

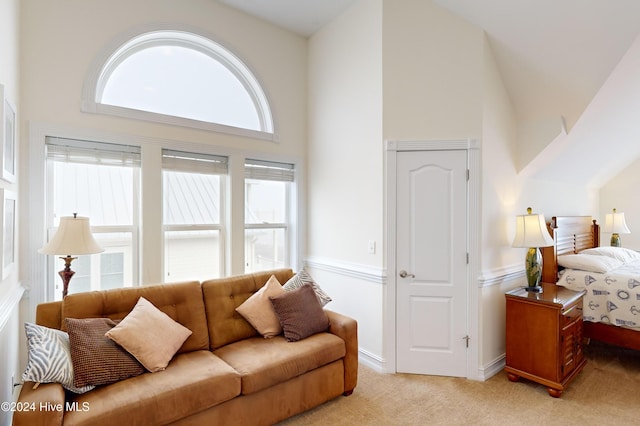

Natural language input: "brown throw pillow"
[105,297,193,372]
[270,284,330,342]
[65,317,146,387]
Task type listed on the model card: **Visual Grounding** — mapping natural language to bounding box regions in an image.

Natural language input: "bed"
[540,215,640,351]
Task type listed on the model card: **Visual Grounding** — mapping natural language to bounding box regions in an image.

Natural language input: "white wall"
[308,0,600,375]
[307,0,384,367]
[0,0,23,420]
[19,0,307,301]
[480,36,599,369]
[600,157,640,250]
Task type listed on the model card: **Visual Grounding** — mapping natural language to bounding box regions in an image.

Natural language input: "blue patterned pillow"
[22,322,94,394]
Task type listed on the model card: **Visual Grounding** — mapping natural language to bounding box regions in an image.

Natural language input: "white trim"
[478,354,506,381]
[384,138,481,379]
[0,283,25,332]
[358,348,386,373]
[304,256,386,284]
[478,264,524,287]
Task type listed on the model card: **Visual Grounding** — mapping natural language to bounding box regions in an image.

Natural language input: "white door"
[396,149,468,377]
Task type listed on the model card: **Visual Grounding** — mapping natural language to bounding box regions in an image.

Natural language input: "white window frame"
[244,159,295,273]
[26,124,303,312]
[44,137,141,297]
[81,25,276,142]
[162,149,228,281]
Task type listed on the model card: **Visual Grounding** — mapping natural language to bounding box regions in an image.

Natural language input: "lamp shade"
[39,216,104,255]
[603,208,631,234]
[512,208,555,248]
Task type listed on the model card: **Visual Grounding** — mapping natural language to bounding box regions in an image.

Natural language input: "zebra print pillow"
[282,269,332,307]
[22,322,94,394]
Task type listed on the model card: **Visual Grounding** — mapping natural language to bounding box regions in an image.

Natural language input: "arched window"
[83,29,274,139]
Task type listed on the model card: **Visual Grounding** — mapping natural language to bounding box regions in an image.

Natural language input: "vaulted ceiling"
[218,0,640,188]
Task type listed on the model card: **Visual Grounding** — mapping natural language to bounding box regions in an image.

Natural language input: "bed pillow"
[65,317,145,387]
[236,275,285,338]
[557,254,623,273]
[580,247,640,263]
[105,297,192,372]
[283,269,332,307]
[270,284,330,342]
[22,322,94,394]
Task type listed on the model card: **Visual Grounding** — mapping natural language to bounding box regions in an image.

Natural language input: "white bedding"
[557,258,640,330]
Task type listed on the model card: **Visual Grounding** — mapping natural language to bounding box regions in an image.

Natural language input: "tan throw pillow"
[270,283,330,342]
[236,275,285,338]
[105,297,192,372]
[66,317,145,387]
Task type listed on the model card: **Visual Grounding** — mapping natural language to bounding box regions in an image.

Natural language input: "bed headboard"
[540,216,600,283]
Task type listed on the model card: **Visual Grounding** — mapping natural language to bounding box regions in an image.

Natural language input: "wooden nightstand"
[504,283,587,397]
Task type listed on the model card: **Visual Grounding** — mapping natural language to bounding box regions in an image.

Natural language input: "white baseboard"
[358,348,385,373]
[478,354,505,381]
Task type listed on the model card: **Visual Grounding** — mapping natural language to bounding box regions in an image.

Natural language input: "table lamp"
[39,214,104,298]
[512,207,555,293]
[603,208,630,247]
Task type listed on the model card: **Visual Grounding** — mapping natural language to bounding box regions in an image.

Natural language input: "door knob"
[399,270,415,278]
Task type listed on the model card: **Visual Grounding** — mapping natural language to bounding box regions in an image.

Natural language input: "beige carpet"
[280,342,640,425]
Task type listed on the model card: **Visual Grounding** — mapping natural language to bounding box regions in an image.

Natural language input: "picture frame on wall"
[1,189,16,280]
[0,84,16,183]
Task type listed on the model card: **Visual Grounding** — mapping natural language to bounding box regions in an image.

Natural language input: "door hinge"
[466,253,469,264]
[466,169,470,181]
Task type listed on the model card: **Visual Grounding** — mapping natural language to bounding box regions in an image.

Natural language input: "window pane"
[65,256,91,295]
[102,46,260,130]
[164,171,221,225]
[101,252,124,291]
[51,161,134,226]
[164,230,221,281]
[245,228,285,273]
[245,179,286,224]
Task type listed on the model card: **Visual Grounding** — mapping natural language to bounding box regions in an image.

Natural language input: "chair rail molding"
[304,256,385,285]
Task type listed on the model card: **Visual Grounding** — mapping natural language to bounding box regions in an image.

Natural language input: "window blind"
[162,149,228,175]
[45,137,141,167]
[245,159,294,182]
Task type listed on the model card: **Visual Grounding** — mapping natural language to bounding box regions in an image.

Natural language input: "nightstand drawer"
[562,300,582,328]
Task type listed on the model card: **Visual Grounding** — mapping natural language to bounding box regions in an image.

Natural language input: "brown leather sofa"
[13,269,358,426]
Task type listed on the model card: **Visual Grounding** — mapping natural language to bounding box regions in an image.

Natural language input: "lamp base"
[611,233,621,247]
[524,247,543,293]
[59,255,78,298]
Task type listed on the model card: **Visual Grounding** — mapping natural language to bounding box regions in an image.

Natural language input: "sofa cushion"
[61,280,209,354]
[65,317,145,387]
[202,269,295,350]
[213,333,345,395]
[270,284,330,342]
[105,297,193,372]
[63,350,241,426]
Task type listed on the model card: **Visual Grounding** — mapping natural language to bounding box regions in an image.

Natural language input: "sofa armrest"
[12,382,65,426]
[324,309,358,395]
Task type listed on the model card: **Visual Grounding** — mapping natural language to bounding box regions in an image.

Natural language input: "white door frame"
[384,139,481,379]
